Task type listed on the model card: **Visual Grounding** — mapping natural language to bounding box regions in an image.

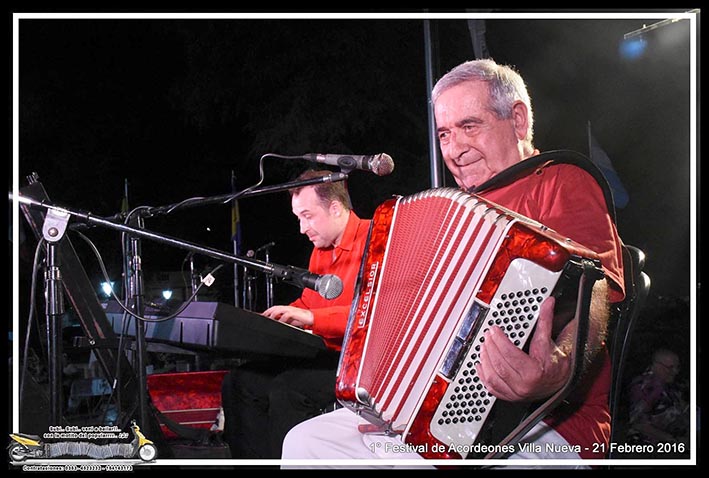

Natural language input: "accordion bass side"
[335,188,603,459]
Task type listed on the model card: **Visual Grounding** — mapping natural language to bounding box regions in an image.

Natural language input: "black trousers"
[221,351,340,458]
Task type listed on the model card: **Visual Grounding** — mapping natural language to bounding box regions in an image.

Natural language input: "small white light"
[100,282,114,297]
[162,290,173,300]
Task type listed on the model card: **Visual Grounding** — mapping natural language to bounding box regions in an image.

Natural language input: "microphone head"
[317,274,343,300]
[371,153,395,176]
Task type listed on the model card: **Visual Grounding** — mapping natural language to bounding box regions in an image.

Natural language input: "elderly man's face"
[435,80,526,190]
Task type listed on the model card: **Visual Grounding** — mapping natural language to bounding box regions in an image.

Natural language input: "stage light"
[621,11,695,62]
[100,281,114,297]
[162,290,173,300]
[619,36,647,60]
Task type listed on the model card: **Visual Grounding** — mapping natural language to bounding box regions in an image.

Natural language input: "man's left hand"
[262,305,314,328]
[475,296,572,402]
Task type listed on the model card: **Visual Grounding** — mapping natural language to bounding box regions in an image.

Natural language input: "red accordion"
[335,188,603,459]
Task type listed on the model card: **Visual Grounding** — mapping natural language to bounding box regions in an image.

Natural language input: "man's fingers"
[262,306,285,320]
[478,327,526,400]
[529,296,556,357]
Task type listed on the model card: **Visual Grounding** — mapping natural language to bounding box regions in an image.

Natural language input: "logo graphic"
[8,421,157,462]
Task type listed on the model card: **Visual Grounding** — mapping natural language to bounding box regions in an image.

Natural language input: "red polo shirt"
[290,211,371,352]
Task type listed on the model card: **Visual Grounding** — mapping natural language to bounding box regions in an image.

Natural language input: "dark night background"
[12,12,696,429]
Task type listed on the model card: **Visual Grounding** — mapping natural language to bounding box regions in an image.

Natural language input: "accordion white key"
[335,188,603,459]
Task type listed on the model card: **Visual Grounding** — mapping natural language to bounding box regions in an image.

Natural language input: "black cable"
[72,229,218,323]
[19,238,46,403]
[218,153,278,205]
[142,154,270,215]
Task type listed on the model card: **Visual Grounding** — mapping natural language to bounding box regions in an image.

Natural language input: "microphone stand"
[12,172,347,430]
[188,253,199,300]
[42,207,70,425]
[231,170,240,308]
[255,242,276,309]
[124,216,150,429]
[264,246,274,309]
[242,250,256,311]
[13,194,337,298]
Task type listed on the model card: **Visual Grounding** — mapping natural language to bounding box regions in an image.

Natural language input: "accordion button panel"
[429,258,562,455]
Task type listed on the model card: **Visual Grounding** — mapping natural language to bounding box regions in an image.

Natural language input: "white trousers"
[281,407,588,469]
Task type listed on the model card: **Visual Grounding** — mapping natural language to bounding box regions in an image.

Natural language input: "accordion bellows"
[335,188,602,459]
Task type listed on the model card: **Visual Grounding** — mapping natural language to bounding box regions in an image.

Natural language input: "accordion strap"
[471,149,617,224]
[148,402,211,444]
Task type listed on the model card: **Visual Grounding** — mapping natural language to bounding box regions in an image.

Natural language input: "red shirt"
[290,211,371,352]
[481,160,625,459]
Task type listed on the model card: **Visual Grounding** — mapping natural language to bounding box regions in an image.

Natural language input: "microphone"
[271,264,343,300]
[302,153,394,176]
